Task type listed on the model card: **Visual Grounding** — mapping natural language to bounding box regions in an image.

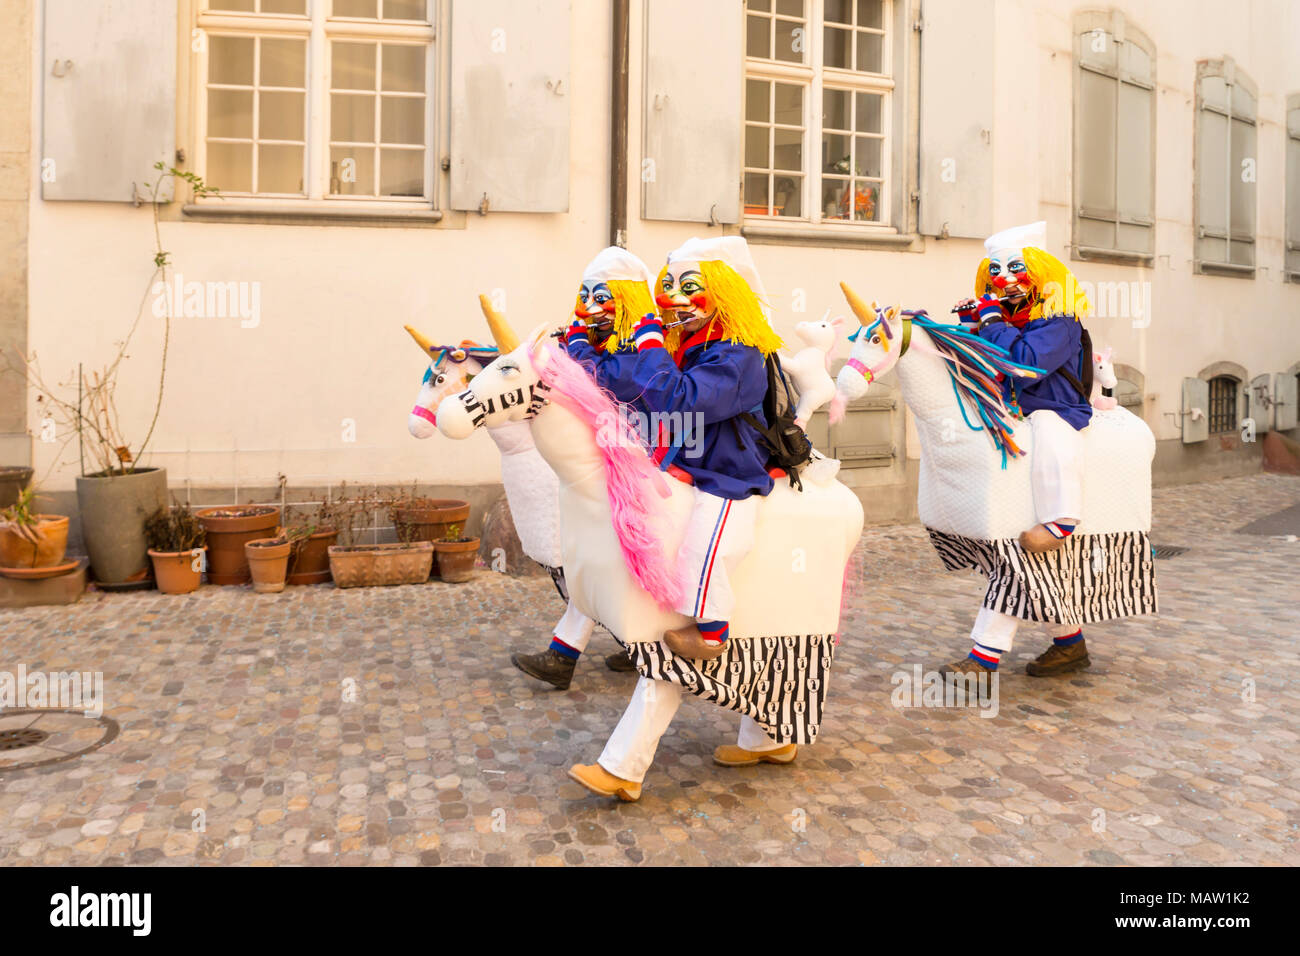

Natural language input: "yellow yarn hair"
[973,247,1089,321]
[654,261,783,356]
[604,279,655,353]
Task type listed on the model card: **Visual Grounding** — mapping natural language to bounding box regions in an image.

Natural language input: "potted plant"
[144,502,206,595]
[0,486,70,570]
[326,485,433,588]
[195,505,281,585]
[283,519,338,586]
[245,532,291,594]
[433,522,480,584]
[390,487,469,580]
[8,166,218,585]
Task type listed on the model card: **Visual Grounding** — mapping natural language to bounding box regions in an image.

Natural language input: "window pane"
[334,0,378,16]
[260,90,305,141]
[746,15,771,59]
[209,0,255,11]
[855,31,883,73]
[262,0,307,14]
[382,44,425,92]
[384,0,428,19]
[207,142,252,193]
[261,38,306,88]
[1230,117,1256,236]
[773,18,803,63]
[855,135,882,177]
[1079,70,1116,213]
[776,0,803,15]
[855,91,881,132]
[380,148,424,196]
[1117,82,1152,219]
[333,42,377,91]
[380,95,424,145]
[856,0,884,29]
[744,172,770,213]
[259,144,304,193]
[332,93,375,142]
[773,175,801,217]
[773,82,802,125]
[824,26,851,69]
[746,79,769,122]
[822,178,850,219]
[209,36,255,86]
[825,0,851,24]
[745,125,770,168]
[331,146,375,194]
[774,128,802,171]
[852,182,879,221]
[1197,109,1228,232]
[823,88,850,130]
[208,89,254,139]
[823,132,850,173]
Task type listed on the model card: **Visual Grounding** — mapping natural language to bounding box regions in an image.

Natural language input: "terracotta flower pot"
[0,514,70,569]
[197,506,281,585]
[327,541,433,588]
[286,528,338,585]
[149,547,206,595]
[245,537,291,594]
[393,498,470,579]
[434,537,480,584]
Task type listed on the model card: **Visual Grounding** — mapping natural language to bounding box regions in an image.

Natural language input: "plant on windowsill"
[4,164,220,586]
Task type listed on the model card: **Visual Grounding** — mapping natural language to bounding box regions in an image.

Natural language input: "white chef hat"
[665,235,771,319]
[984,220,1048,259]
[581,246,655,286]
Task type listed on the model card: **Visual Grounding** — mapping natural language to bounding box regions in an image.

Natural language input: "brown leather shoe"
[567,763,641,802]
[937,657,998,700]
[510,648,576,690]
[604,650,637,673]
[1026,638,1091,676]
[1019,524,1068,553]
[713,743,797,767]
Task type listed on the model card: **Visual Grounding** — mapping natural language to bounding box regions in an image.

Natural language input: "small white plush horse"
[780,313,845,428]
[1091,346,1118,411]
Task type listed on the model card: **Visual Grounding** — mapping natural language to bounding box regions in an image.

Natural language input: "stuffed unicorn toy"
[781,312,845,428]
[1091,346,1118,411]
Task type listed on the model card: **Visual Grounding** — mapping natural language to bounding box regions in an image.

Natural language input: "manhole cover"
[1152,545,1190,559]
[0,727,49,750]
[0,709,119,773]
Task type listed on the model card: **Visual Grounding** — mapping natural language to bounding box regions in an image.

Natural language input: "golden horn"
[479,294,521,352]
[404,324,439,358]
[839,282,875,327]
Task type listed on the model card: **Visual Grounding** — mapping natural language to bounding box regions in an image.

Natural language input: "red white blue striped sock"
[698,620,729,645]
[1045,521,1076,539]
[1053,629,1083,647]
[548,637,581,660]
[968,642,1001,670]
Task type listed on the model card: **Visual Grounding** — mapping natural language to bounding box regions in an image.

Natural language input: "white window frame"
[1194,57,1257,278]
[743,0,895,234]
[192,0,437,209]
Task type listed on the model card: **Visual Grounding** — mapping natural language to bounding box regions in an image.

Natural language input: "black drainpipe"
[609,0,630,248]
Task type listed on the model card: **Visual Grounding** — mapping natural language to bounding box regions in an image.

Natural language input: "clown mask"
[574,280,617,328]
[656,261,714,333]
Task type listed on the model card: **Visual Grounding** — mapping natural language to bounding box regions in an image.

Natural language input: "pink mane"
[532,343,682,609]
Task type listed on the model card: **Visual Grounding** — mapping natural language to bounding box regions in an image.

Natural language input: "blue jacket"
[568,329,774,500]
[978,313,1093,431]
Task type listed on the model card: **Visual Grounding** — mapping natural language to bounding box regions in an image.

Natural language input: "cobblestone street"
[1,473,1297,866]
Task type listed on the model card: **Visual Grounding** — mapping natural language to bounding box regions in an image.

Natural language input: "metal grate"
[0,710,119,773]
[1152,545,1190,559]
[0,728,49,751]
[1208,377,1238,435]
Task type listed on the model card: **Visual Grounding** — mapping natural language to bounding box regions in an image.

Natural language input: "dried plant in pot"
[433,522,480,584]
[195,504,281,585]
[282,519,338,586]
[245,532,291,594]
[144,502,206,595]
[326,484,433,588]
[0,486,70,570]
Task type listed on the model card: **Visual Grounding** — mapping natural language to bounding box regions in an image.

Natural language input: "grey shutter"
[1182,377,1209,444]
[1275,371,1298,432]
[449,0,571,213]
[641,0,742,223]
[1247,373,1271,434]
[918,0,994,238]
[1285,100,1300,278]
[42,0,177,202]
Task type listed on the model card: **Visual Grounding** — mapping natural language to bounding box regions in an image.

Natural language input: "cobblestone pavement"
[1,474,1297,866]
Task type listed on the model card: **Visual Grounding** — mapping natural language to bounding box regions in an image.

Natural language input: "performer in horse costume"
[833,222,1157,686]
[434,252,862,801]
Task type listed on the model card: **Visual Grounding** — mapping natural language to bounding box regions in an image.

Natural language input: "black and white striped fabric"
[927,528,1158,626]
[620,634,835,745]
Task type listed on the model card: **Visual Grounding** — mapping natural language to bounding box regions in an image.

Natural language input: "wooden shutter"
[1182,377,1209,444]
[1247,373,1271,434]
[1274,371,1298,432]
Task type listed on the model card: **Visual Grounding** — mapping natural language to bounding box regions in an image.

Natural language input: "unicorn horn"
[404,324,439,358]
[479,294,521,352]
[839,282,875,327]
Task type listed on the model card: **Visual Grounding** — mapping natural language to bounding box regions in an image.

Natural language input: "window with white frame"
[1195,58,1257,275]
[743,0,892,227]
[197,0,435,203]
[1073,12,1155,261]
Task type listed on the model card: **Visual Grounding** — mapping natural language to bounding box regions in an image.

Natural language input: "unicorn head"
[793,313,844,359]
[1093,346,1117,390]
[834,282,903,407]
[403,326,496,438]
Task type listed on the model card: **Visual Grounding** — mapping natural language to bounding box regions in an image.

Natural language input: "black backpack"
[1056,325,1094,402]
[736,353,813,490]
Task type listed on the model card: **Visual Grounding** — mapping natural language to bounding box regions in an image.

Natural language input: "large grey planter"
[75,467,168,585]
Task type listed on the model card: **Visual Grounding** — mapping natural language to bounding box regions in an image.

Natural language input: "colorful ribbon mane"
[421,344,501,382]
[902,310,1046,468]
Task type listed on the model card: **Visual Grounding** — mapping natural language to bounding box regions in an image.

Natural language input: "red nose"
[992,275,1012,289]
[655,293,676,309]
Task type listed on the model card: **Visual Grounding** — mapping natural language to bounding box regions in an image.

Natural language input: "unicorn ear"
[1102,346,1113,360]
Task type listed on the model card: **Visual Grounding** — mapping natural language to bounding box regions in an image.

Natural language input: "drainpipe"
[609,0,630,248]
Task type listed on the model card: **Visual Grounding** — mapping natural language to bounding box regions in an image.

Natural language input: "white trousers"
[676,491,759,622]
[598,676,782,783]
[1028,409,1084,527]
[553,600,596,652]
[970,607,1082,653]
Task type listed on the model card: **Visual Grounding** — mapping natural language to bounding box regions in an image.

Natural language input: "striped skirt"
[619,634,836,746]
[927,528,1158,626]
